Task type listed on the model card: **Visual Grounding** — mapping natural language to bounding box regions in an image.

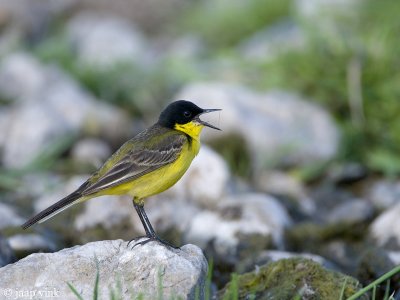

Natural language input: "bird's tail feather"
[21,191,82,229]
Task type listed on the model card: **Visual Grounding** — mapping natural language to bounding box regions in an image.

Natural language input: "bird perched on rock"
[22,100,221,248]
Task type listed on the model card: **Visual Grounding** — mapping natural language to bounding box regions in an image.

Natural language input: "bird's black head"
[158,100,221,130]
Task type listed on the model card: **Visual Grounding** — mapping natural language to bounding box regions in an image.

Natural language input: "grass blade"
[67,282,84,300]
[347,265,400,300]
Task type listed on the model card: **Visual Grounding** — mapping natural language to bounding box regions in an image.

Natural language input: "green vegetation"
[179,0,291,49]
[248,0,400,175]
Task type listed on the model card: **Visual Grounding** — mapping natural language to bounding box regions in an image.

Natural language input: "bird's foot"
[127,235,180,250]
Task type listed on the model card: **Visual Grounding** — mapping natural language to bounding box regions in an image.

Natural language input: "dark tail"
[21,191,82,229]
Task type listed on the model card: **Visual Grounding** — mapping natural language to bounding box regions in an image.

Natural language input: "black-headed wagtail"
[22,100,221,248]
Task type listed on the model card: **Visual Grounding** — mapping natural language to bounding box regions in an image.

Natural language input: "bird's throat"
[174,121,203,140]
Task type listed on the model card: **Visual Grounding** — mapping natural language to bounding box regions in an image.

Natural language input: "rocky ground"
[0,0,400,299]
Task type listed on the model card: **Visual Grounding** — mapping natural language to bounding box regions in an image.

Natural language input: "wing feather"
[81,131,187,195]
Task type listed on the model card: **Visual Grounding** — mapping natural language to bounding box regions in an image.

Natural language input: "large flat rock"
[0,239,208,300]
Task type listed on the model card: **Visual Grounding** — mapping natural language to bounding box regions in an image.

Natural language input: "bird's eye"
[183,111,192,118]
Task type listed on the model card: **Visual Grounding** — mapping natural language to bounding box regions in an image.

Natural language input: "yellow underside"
[93,121,203,203]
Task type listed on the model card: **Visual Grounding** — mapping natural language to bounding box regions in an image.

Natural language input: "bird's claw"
[127,236,180,250]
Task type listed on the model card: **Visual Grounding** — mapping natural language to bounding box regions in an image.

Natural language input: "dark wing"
[80,132,187,195]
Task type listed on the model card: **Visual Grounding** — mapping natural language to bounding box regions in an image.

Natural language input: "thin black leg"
[127,201,180,250]
[134,203,152,237]
[138,205,157,237]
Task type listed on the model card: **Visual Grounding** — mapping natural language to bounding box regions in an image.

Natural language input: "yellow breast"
[102,121,203,201]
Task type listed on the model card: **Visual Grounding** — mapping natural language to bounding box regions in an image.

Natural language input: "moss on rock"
[219,257,365,300]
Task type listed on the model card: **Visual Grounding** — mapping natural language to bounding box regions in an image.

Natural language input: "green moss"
[219,258,365,300]
[178,0,291,49]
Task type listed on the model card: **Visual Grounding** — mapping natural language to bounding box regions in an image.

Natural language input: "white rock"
[34,175,88,214]
[176,82,339,169]
[0,203,25,229]
[185,193,291,257]
[8,234,57,253]
[295,0,360,20]
[74,195,132,231]
[370,203,400,248]
[71,138,112,169]
[256,171,316,215]
[67,12,149,68]
[0,53,131,168]
[239,20,306,61]
[367,179,400,210]
[166,146,230,208]
[2,102,70,168]
[327,198,374,224]
[133,197,201,237]
[0,52,46,101]
[0,240,208,300]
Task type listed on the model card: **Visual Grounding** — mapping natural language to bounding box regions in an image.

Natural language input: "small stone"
[33,175,88,215]
[0,53,131,168]
[0,240,208,300]
[367,179,400,210]
[370,203,400,249]
[166,146,230,208]
[0,52,46,101]
[0,203,25,229]
[185,193,291,262]
[0,235,15,267]
[71,138,111,168]
[327,198,374,224]
[256,170,316,216]
[328,163,368,184]
[239,20,306,61]
[74,195,131,231]
[67,12,149,68]
[8,233,57,255]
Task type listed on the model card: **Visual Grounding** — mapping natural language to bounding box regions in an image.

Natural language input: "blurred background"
[0,0,399,296]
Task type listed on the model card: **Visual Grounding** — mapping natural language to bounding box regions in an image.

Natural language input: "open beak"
[197,108,222,130]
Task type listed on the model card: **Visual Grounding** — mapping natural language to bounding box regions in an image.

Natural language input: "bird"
[21,100,221,248]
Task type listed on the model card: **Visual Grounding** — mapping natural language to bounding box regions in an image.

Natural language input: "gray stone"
[165,146,230,208]
[33,175,88,214]
[8,233,57,254]
[132,196,201,239]
[370,203,400,249]
[2,101,71,168]
[175,83,339,169]
[367,179,400,210]
[0,235,15,267]
[295,0,361,26]
[0,0,77,40]
[239,20,306,61]
[255,170,316,215]
[77,0,187,32]
[71,138,112,169]
[185,193,291,261]
[74,195,132,231]
[0,52,49,101]
[67,12,149,68]
[0,203,25,229]
[327,198,374,224]
[0,53,131,168]
[0,240,208,300]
